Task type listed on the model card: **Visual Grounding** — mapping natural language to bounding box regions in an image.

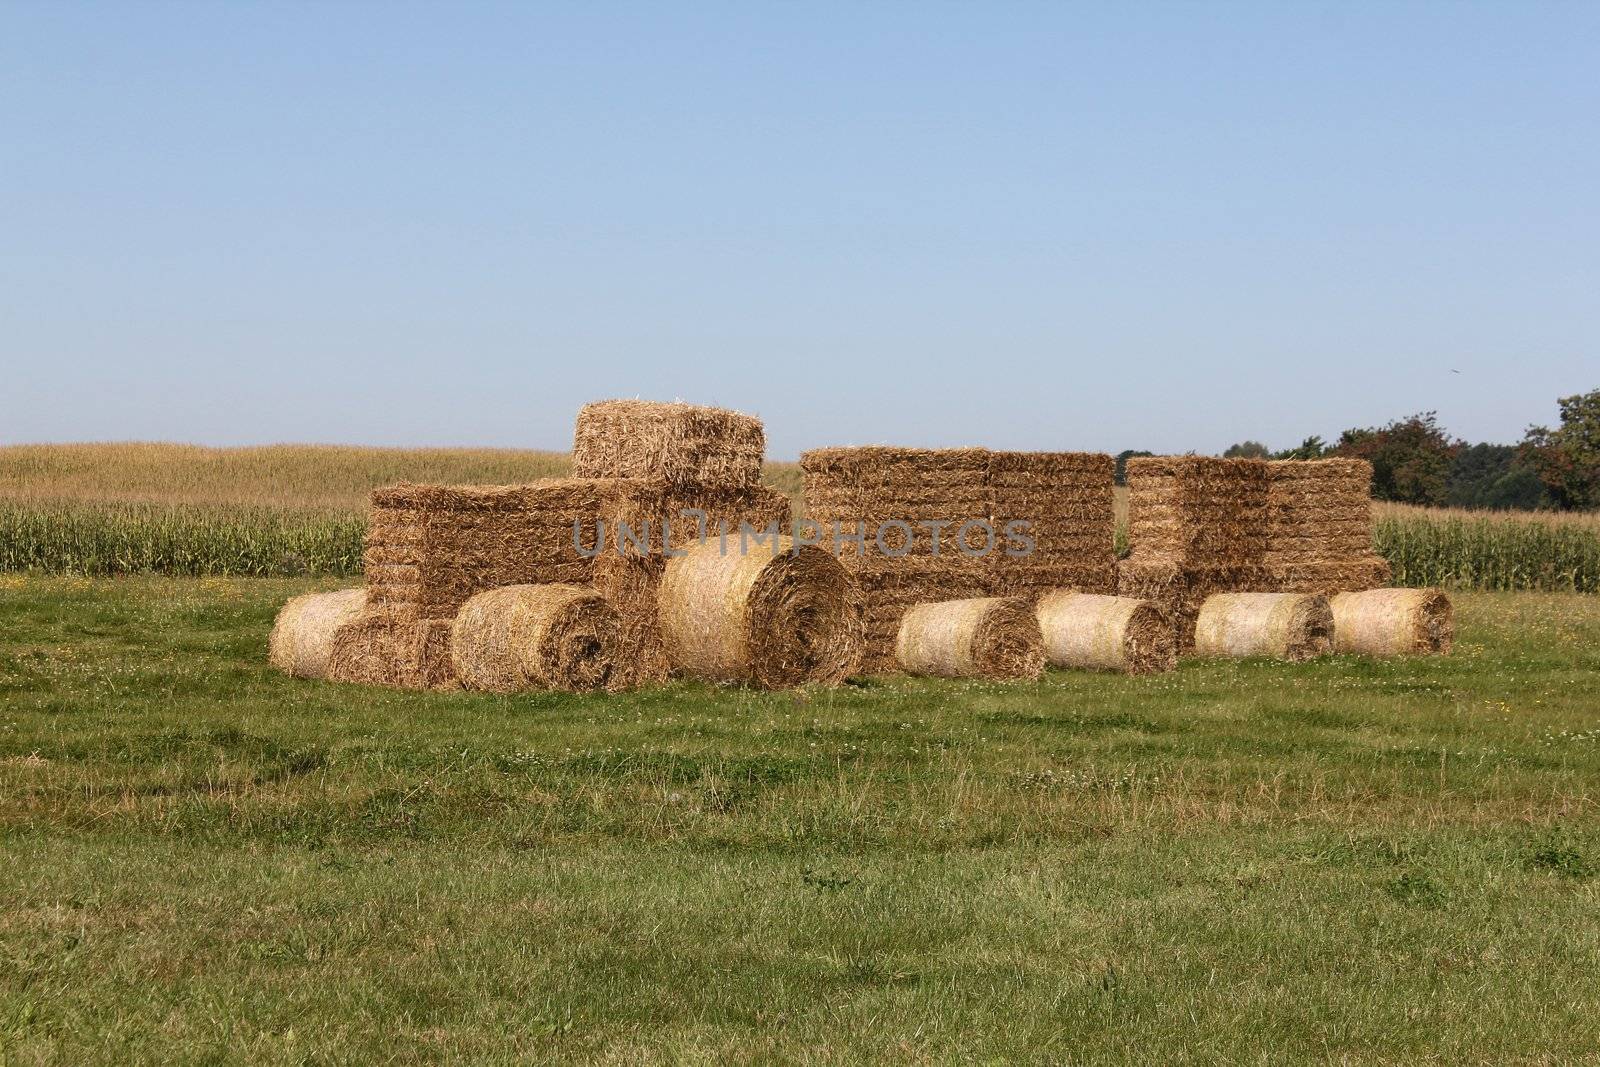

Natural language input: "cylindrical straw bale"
[896,596,1045,680]
[450,584,621,693]
[658,536,862,688]
[268,588,367,679]
[1193,592,1333,661]
[1330,588,1453,656]
[1036,591,1176,674]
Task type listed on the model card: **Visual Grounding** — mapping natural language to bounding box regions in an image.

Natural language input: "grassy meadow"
[2,576,1599,1062]
[3,443,1598,590]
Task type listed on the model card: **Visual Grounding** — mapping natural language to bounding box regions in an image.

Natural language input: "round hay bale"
[1036,591,1175,674]
[896,597,1045,680]
[1194,592,1333,661]
[268,588,367,679]
[450,584,621,693]
[1330,588,1453,656]
[658,536,862,688]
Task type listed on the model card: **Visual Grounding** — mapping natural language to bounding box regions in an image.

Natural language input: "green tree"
[1334,412,1461,505]
[1222,441,1271,459]
[1273,436,1329,461]
[1523,389,1600,510]
[1447,443,1547,510]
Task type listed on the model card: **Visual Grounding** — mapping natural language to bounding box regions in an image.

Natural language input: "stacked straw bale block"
[1116,456,1272,650]
[1263,459,1391,594]
[987,451,1116,598]
[802,446,1115,673]
[363,481,602,621]
[572,399,765,487]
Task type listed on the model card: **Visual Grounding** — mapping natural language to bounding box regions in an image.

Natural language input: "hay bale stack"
[1193,592,1334,661]
[450,584,621,693]
[657,536,862,688]
[268,588,367,679]
[571,399,765,487]
[1118,456,1272,650]
[1035,591,1175,674]
[987,451,1116,598]
[896,597,1045,680]
[327,614,460,690]
[802,447,993,673]
[1264,459,1392,594]
[363,480,602,622]
[1330,588,1453,656]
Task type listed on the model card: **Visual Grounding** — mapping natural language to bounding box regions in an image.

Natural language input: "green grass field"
[3,575,1598,1063]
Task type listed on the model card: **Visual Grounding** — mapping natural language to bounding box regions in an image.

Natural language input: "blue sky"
[3,1,1595,459]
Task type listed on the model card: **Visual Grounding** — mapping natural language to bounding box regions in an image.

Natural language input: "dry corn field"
[2,444,1594,591]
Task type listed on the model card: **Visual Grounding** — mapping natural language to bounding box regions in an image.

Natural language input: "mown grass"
[2,576,1599,1062]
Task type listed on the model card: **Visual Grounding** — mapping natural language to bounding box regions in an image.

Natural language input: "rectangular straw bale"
[598,479,791,558]
[802,446,990,562]
[364,480,602,620]
[991,560,1117,599]
[1268,559,1392,596]
[327,614,460,690]
[1262,459,1388,592]
[571,400,765,487]
[986,451,1116,593]
[1124,456,1269,567]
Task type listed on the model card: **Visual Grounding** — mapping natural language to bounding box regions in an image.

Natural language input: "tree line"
[1114,388,1599,511]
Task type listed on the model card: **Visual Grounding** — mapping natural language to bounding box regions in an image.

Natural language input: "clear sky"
[3,2,1595,459]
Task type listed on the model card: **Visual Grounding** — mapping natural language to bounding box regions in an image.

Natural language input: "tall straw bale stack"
[268,588,367,679]
[803,447,994,672]
[896,597,1045,680]
[803,445,1117,669]
[1193,592,1334,661]
[657,536,862,688]
[1120,456,1274,650]
[1330,588,1453,656]
[1036,591,1175,674]
[571,399,765,487]
[364,480,602,621]
[450,584,622,693]
[327,614,459,690]
[1264,459,1391,594]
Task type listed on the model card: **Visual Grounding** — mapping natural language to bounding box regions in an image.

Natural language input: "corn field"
[3,496,1596,591]
[0,500,364,578]
[1374,512,1600,593]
